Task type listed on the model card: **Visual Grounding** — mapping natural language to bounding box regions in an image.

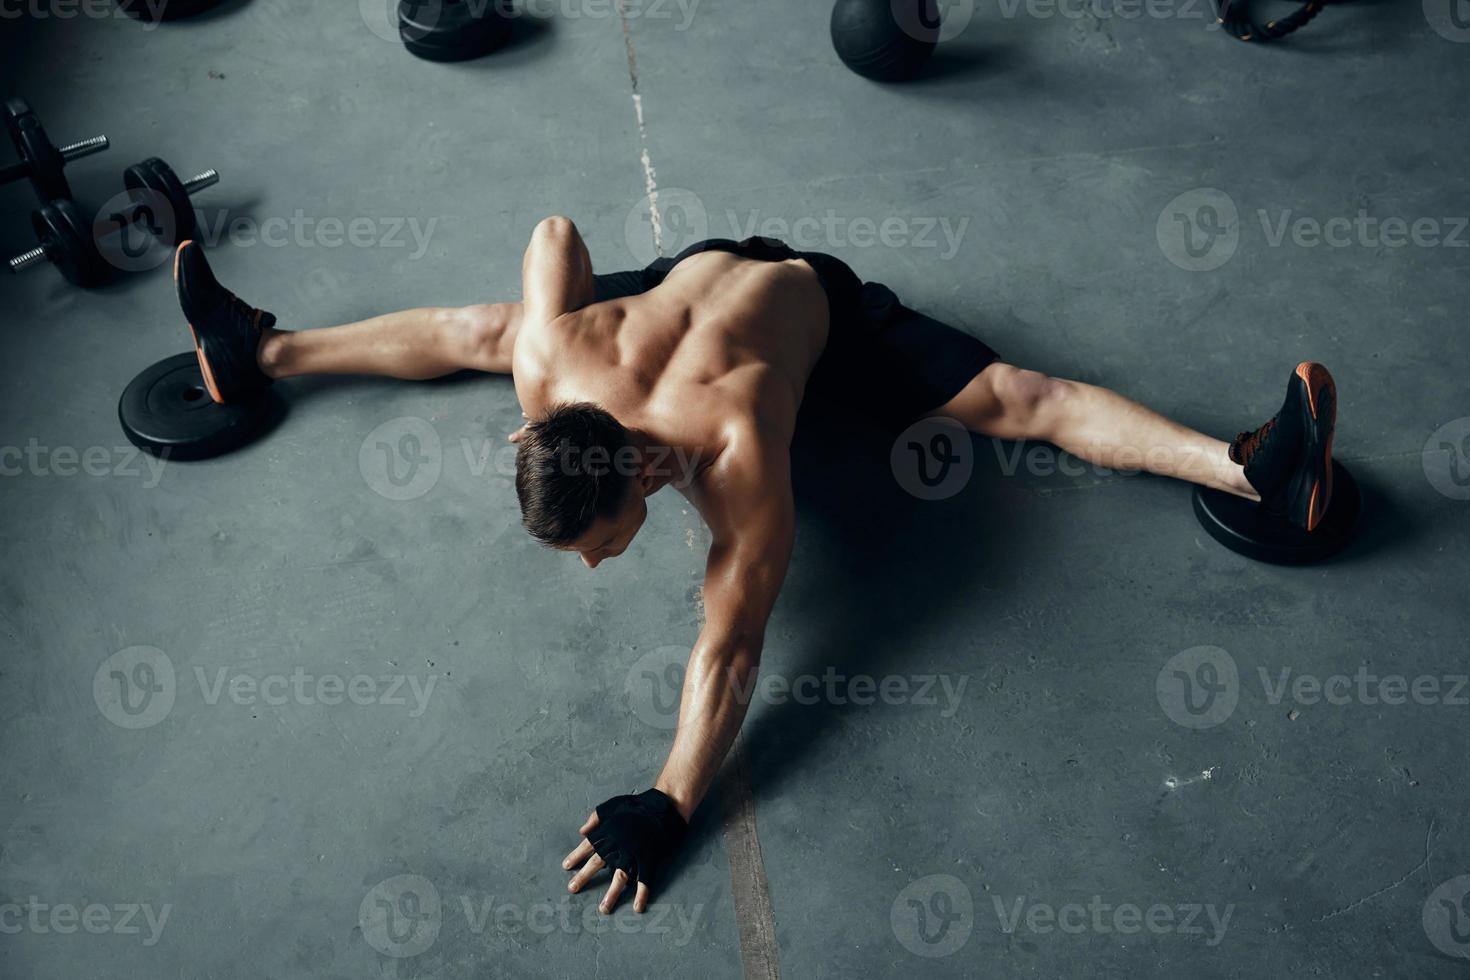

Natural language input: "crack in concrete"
[1311,817,1436,923]
[617,0,664,257]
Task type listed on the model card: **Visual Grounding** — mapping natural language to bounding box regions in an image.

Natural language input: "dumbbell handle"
[107,168,220,229]
[0,134,110,185]
[9,244,48,273]
[8,167,219,274]
[180,169,220,195]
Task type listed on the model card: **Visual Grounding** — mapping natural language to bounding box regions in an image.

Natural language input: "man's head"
[515,403,650,568]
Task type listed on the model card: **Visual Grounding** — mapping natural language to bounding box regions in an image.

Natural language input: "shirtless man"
[170,216,1337,915]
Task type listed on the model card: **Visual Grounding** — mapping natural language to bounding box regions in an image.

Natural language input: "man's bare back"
[512,248,833,491]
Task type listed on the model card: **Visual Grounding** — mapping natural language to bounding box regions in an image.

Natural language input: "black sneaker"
[174,241,275,405]
[1229,362,1337,531]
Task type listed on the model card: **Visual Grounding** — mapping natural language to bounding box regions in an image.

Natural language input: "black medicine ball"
[830,0,942,82]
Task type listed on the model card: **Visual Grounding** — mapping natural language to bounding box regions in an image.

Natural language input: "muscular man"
[171,216,1336,914]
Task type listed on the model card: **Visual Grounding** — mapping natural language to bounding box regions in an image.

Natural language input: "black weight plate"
[127,156,196,245]
[119,352,270,460]
[399,0,478,40]
[400,25,500,62]
[1192,459,1361,565]
[399,0,510,61]
[5,98,70,203]
[115,0,225,21]
[34,199,105,288]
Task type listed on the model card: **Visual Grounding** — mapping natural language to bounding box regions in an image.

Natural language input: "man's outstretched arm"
[562,434,795,913]
[653,446,795,821]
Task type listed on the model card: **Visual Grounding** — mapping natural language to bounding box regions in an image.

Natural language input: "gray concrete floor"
[2,1,1468,977]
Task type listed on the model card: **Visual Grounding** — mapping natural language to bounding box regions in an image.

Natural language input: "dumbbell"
[7,199,106,287]
[114,156,219,246]
[1,98,110,205]
[8,157,219,287]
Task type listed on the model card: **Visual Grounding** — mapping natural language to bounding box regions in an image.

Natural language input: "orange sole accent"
[175,242,226,405]
[1294,362,1337,531]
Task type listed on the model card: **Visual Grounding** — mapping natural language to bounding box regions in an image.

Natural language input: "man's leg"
[935,362,1257,499]
[258,303,523,381]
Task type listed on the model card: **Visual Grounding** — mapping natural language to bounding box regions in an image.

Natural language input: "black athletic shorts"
[592,237,1000,423]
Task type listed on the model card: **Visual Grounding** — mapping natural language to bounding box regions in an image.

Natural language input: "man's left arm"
[563,438,794,913]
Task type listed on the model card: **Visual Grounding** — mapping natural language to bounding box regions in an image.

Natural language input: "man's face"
[562,488,648,569]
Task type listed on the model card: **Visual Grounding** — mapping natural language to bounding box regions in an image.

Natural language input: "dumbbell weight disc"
[5,98,71,203]
[33,199,106,288]
[398,0,511,62]
[122,157,196,245]
[119,352,272,460]
[1191,459,1362,565]
[114,0,225,21]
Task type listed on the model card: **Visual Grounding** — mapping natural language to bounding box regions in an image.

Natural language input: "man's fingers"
[599,869,629,914]
[562,838,594,870]
[633,881,651,914]
[567,853,605,893]
[579,810,599,836]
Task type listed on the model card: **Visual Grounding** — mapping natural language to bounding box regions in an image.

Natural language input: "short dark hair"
[515,402,633,546]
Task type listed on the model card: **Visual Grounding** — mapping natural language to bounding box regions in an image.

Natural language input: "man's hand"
[563,810,650,914]
[561,789,689,914]
[508,412,529,443]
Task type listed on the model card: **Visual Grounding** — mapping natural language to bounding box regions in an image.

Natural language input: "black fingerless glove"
[589,788,688,886]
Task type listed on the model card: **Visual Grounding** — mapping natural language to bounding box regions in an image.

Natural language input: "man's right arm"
[521,215,595,324]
